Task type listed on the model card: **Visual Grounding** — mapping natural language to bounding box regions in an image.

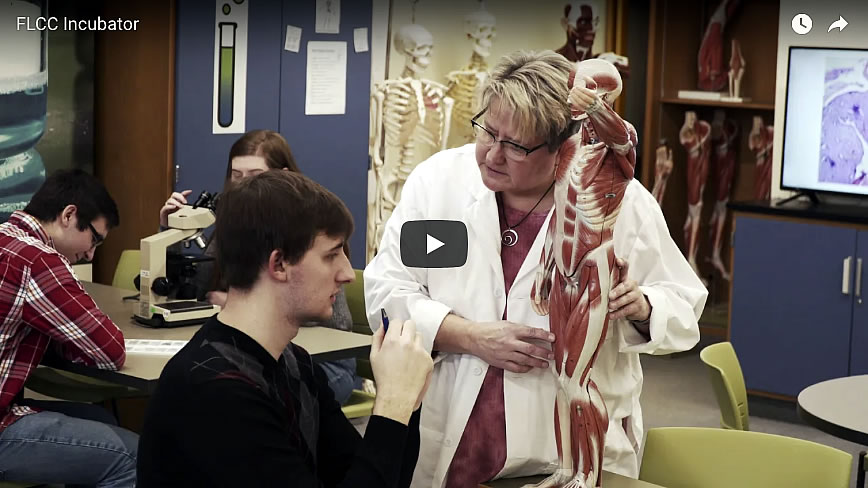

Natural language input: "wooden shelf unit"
[642,0,780,335]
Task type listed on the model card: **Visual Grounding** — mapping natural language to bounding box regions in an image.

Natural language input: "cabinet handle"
[857,258,863,303]
[843,256,853,295]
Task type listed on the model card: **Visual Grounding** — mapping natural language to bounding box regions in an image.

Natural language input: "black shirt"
[137,317,420,487]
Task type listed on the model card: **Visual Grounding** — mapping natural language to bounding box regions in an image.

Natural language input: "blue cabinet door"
[730,216,856,397]
[851,231,868,375]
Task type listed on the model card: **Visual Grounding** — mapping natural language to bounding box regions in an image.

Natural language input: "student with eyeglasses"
[364,50,707,486]
[0,169,138,486]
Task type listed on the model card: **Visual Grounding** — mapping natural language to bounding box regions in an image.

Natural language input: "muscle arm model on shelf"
[749,116,774,201]
[679,111,711,281]
[708,110,738,281]
[652,142,674,204]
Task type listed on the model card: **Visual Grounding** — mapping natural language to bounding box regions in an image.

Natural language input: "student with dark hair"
[137,170,433,487]
[0,169,138,486]
[160,129,362,405]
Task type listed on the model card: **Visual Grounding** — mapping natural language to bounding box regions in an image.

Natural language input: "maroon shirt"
[0,211,125,432]
[445,203,550,488]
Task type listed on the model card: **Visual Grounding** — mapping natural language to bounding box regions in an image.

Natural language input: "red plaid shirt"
[0,211,125,432]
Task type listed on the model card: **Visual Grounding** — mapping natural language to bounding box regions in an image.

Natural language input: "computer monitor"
[781,46,868,198]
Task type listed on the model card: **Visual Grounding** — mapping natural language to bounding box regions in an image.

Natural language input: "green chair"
[700,341,749,430]
[638,427,852,488]
[112,249,141,291]
[859,451,867,487]
[25,250,145,417]
[341,269,375,419]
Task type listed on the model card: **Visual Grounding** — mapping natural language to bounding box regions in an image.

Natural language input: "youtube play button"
[400,220,468,268]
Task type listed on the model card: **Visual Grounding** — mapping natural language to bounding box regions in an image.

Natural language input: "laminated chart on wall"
[212,0,249,134]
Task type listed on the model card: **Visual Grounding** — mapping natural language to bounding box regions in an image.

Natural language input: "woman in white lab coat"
[364,50,707,488]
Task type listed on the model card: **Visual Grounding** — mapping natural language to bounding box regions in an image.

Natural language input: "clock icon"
[792,13,812,35]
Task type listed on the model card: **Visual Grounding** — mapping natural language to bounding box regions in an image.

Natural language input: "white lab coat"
[364,144,707,488]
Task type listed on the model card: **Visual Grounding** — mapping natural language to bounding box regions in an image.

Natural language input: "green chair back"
[112,249,141,291]
[639,427,852,488]
[25,367,141,403]
[700,341,749,430]
[341,390,375,419]
[344,269,373,380]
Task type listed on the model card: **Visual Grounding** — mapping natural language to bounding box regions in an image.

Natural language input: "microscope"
[134,191,221,328]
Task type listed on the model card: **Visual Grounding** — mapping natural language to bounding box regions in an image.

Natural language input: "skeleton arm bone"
[370,89,386,171]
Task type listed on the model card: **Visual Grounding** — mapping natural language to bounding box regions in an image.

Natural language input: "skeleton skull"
[394,24,434,68]
[464,9,496,58]
[573,58,622,105]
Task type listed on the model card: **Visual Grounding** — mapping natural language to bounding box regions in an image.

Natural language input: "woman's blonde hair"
[480,50,576,152]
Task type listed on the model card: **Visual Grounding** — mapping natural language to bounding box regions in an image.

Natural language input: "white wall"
[773,1,868,198]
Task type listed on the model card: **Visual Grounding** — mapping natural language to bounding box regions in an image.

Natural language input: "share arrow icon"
[828,16,848,32]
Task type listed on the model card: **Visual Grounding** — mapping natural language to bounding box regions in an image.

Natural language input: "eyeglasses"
[87,223,105,249]
[471,111,547,161]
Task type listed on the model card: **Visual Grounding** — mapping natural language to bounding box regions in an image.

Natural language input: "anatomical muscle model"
[367,23,453,261]
[529,58,636,488]
[708,110,738,281]
[652,142,673,204]
[679,111,711,280]
[556,2,629,78]
[445,6,496,146]
[698,0,740,91]
[749,116,774,201]
[728,39,745,99]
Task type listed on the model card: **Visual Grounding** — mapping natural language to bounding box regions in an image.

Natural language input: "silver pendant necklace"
[498,181,555,247]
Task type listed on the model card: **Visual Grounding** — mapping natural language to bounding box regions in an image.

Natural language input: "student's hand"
[159,190,193,227]
[206,291,227,308]
[370,319,433,424]
[608,258,651,322]
[471,321,555,374]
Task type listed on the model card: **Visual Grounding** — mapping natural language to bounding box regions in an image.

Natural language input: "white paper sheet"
[305,41,347,115]
[284,25,302,52]
[125,339,188,356]
[315,0,340,34]
[353,27,369,53]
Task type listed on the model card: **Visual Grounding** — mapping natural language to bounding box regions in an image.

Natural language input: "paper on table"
[305,41,347,115]
[353,27,368,53]
[125,339,188,356]
[315,0,340,34]
[284,25,302,52]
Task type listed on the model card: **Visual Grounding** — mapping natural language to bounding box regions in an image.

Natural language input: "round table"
[797,375,868,445]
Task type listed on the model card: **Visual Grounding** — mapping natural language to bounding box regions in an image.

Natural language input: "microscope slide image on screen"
[212,0,249,134]
[819,55,868,187]
[0,0,48,221]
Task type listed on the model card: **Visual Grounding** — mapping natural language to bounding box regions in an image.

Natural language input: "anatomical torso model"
[652,142,673,204]
[679,110,711,280]
[749,116,774,201]
[709,110,738,281]
[445,7,495,147]
[367,24,453,261]
[529,58,637,488]
[556,2,629,77]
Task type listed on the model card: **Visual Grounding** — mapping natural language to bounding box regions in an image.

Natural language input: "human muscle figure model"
[367,24,453,261]
[728,39,745,99]
[749,116,774,200]
[529,58,636,488]
[698,0,740,91]
[708,110,737,281]
[679,111,711,279]
[445,7,496,146]
[651,142,673,204]
[556,2,629,77]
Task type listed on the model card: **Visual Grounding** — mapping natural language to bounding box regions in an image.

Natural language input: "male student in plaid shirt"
[0,170,137,486]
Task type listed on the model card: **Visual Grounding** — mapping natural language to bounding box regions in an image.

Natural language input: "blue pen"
[380,308,389,332]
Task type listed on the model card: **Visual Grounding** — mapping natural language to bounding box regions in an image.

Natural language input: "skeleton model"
[528,59,636,488]
[679,111,711,280]
[728,39,745,99]
[556,2,629,77]
[749,116,774,201]
[445,7,495,146]
[708,110,738,281]
[698,0,740,91]
[367,24,453,261]
[651,142,673,204]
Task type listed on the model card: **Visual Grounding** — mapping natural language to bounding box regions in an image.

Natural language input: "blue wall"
[174,0,371,268]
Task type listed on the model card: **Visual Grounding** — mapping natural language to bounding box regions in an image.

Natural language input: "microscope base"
[134,300,219,329]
